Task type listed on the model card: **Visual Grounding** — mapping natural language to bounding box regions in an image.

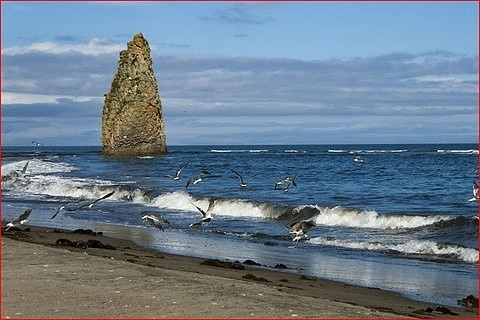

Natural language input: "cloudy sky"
[2,1,478,146]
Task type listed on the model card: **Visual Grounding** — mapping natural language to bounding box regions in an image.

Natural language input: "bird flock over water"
[3,158,479,244]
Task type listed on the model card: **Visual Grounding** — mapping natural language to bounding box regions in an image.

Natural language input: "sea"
[1,143,478,307]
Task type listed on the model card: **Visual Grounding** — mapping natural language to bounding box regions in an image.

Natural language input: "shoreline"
[1,224,478,318]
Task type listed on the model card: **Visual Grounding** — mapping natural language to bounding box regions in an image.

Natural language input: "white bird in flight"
[189,198,215,228]
[231,169,256,188]
[4,208,32,231]
[167,162,189,181]
[141,213,170,231]
[288,219,315,242]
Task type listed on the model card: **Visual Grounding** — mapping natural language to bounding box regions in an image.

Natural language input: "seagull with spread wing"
[189,198,215,228]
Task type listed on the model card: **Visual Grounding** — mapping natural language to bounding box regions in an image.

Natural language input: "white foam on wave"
[2,159,125,201]
[2,159,75,176]
[150,190,280,218]
[437,149,478,155]
[307,205,451,229]
[308,237,478,263]
[210,149,269,153]
[328,149,408,154]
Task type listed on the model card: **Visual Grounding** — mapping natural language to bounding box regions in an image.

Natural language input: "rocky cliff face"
[102,33,167,156]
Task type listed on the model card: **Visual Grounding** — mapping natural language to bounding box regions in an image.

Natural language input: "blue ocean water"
[1,144,478,306]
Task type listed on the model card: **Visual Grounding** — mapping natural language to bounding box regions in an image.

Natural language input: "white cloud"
[1,39,478,145]
[1,38,124,56]
[1,92,102,105]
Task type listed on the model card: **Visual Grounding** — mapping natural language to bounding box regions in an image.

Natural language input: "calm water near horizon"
[1,143,478,306]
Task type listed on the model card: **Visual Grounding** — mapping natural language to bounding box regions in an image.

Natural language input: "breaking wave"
[309,237,478,263]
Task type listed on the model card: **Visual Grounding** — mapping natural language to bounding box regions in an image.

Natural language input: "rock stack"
[102,33,167,156]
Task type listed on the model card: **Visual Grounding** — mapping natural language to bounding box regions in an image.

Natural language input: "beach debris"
[4,208,32,231]
[73,229,103,236]
[421,306,459,316]
[242,273,269,282]
[457,295,479,308]
[55,238,116,250]
[200,258,245,270]
[243,259,261,266]
[300,275,317,281]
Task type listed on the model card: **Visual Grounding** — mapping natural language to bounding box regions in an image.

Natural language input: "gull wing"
[176,162,189,176]
[14,208,32,224]
[21,161,30,174]
[192,203,208,218]
[231,169,245,184]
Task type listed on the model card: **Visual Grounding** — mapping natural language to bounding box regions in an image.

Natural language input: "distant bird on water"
[4,208,32,231]
[167,162,189,181]
[468,181,479,202]
[231,169,256,188]
[189,198,215,228]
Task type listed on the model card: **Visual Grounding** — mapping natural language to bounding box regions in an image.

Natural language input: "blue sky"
[1,1,478,146]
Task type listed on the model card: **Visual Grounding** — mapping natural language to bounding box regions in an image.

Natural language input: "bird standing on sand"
[231,169,256,188]
[4,208,32,231]
[141,213,170,231]
[189,198,215,227]
[288,219,315,242]
[167,162,189,181]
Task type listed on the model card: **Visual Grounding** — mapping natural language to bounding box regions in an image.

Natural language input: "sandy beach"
[1,225,477,319]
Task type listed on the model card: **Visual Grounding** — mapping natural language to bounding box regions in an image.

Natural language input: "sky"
[1,1,478,146]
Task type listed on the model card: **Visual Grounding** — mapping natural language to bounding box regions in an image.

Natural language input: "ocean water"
[1,144,478,306]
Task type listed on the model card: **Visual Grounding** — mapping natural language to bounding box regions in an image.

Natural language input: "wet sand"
[1,225,477,318]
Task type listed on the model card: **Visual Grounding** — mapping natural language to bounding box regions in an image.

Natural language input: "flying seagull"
[231,169,256,188]
[275,175,297,192]
[51,191,115,219]
[77,190,115,209]
[4,208,32,231]
[141,213,170,231]
[189,198,215,228]
[167,162,189,181]
[288,219,315,242]
[186,173,207,189]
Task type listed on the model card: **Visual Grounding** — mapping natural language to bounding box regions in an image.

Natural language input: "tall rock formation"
[102,33,167,156]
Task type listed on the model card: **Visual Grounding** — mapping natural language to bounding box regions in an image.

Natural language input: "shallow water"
[1,144,478,306]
